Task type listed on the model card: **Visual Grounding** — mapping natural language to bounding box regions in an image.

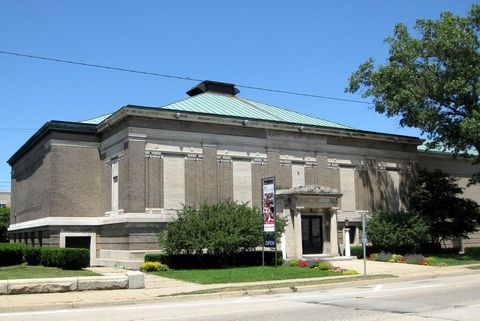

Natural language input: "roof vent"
[186,80,240,97]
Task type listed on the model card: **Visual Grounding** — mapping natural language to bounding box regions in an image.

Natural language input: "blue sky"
[0,1,476,191]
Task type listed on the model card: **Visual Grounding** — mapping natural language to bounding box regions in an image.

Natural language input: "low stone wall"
[0,271,144,295]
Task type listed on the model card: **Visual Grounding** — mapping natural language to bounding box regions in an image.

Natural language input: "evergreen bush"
[23,246,41,265]
[0,243,25,266]
[465,247,480,258]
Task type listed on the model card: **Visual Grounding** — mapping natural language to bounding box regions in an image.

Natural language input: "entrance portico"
[277,185,342,259]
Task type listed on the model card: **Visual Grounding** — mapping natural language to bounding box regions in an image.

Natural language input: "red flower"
[297,261,309,268]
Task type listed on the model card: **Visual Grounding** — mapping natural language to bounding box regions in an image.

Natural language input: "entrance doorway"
[65,236,91,250]
[301,216,323,254]
[60,232,97,266]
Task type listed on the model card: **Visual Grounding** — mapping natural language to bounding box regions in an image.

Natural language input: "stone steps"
[96,249,163,270]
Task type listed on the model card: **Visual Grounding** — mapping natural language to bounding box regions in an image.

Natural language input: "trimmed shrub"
[288,259,299,267]
[350,246,363,258]
[404,254,426,265]
[61,248,89,270]
[144,254,163,263]
[465,247,480,258]
[39,247,89,270]
[317,261,332,271]
[145,251,283,269]
[39,247,63,267]
[140,261,169,272]
[388,254,405,263]
[23,247,41,265]
[351,245,380,259]
[0,243,25,266]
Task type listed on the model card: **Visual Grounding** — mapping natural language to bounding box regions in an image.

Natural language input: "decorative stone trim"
[144,151,162,158]
[252,158,267,165]
[216,155,232,163]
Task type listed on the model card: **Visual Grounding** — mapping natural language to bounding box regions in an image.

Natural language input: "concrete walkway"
[0,260,478,312]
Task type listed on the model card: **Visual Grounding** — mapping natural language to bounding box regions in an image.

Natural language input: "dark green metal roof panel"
[160,93,353,129]
[78,92,353,130]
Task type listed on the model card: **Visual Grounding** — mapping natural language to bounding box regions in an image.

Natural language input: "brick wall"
[217,160,233,201]
[184,157,204,206]
[146,156,163,208]
[50,145,104,217]
[12,151,51,223]
[125,140,146,212]
[202,145,218,204]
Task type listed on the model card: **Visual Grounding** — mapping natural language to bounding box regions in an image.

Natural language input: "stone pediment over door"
[277,185,342,209]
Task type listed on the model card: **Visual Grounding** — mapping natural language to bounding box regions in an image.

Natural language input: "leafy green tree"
[160,201,286,256]
[346,5,480,184]
[410,169,480,246]
[0,207,10,243]
[366,210,430,253]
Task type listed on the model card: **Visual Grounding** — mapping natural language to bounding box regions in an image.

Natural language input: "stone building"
[7,81,480,267]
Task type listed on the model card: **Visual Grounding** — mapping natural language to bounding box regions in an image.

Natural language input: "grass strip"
[159,274,395,297]
[0,264,99,280]
[426,254,480,266]
[150,266,349,284]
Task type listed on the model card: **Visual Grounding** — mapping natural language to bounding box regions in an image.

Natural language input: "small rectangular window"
[111,162,119,211]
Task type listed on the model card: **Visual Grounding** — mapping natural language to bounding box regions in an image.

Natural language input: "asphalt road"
[1,273,479,321]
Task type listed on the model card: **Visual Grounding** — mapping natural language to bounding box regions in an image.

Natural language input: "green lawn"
[426,254,480,266]
[150,266,342,284]
[0,264,100,280]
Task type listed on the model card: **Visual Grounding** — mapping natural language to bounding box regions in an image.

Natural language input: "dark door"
[301,216,323,254]
[65,236,91,250]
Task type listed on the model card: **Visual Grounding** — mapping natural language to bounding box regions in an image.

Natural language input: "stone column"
[330,210,339,255]
[343,228,351,256]
[293,210,303,258]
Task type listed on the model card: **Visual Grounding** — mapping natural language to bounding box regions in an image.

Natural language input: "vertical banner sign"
[262,177,276,232]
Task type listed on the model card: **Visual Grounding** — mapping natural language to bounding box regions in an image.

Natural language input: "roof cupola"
[186,80,239,97]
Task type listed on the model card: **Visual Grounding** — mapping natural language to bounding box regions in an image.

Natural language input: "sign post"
[261,177,276,267]
[360,210,369,278]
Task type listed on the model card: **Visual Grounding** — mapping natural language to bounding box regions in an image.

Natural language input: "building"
[7,81,480,267]
[0,191,10,208]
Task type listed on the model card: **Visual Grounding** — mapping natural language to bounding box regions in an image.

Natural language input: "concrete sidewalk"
[0,260,478,312]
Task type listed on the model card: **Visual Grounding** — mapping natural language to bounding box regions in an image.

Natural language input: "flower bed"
[368,252,443,266]
[291,259,358,275]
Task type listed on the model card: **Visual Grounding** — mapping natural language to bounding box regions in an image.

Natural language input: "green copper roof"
[80,92,353,130]
[417,140,478,156]
[160,92,353,129]
[80,113,111,124]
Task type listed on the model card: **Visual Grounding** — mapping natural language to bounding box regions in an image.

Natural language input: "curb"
[0,271,144,295]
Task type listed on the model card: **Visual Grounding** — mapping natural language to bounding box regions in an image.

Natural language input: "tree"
[346,5,480,184]
[0,206,10,243]
[409,169,480,246]
[366,210,430,253]
[159,200,286,256]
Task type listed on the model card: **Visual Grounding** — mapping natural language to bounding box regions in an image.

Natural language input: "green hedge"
[0,244,89,269]
[350,245,382,258]
[40,247,90,270]
[0,243,25,266]
[39,247,63,267]
[61,248,90,270]
[145,251,283,269]
[23,246,41,265]
[465,247,480,258]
